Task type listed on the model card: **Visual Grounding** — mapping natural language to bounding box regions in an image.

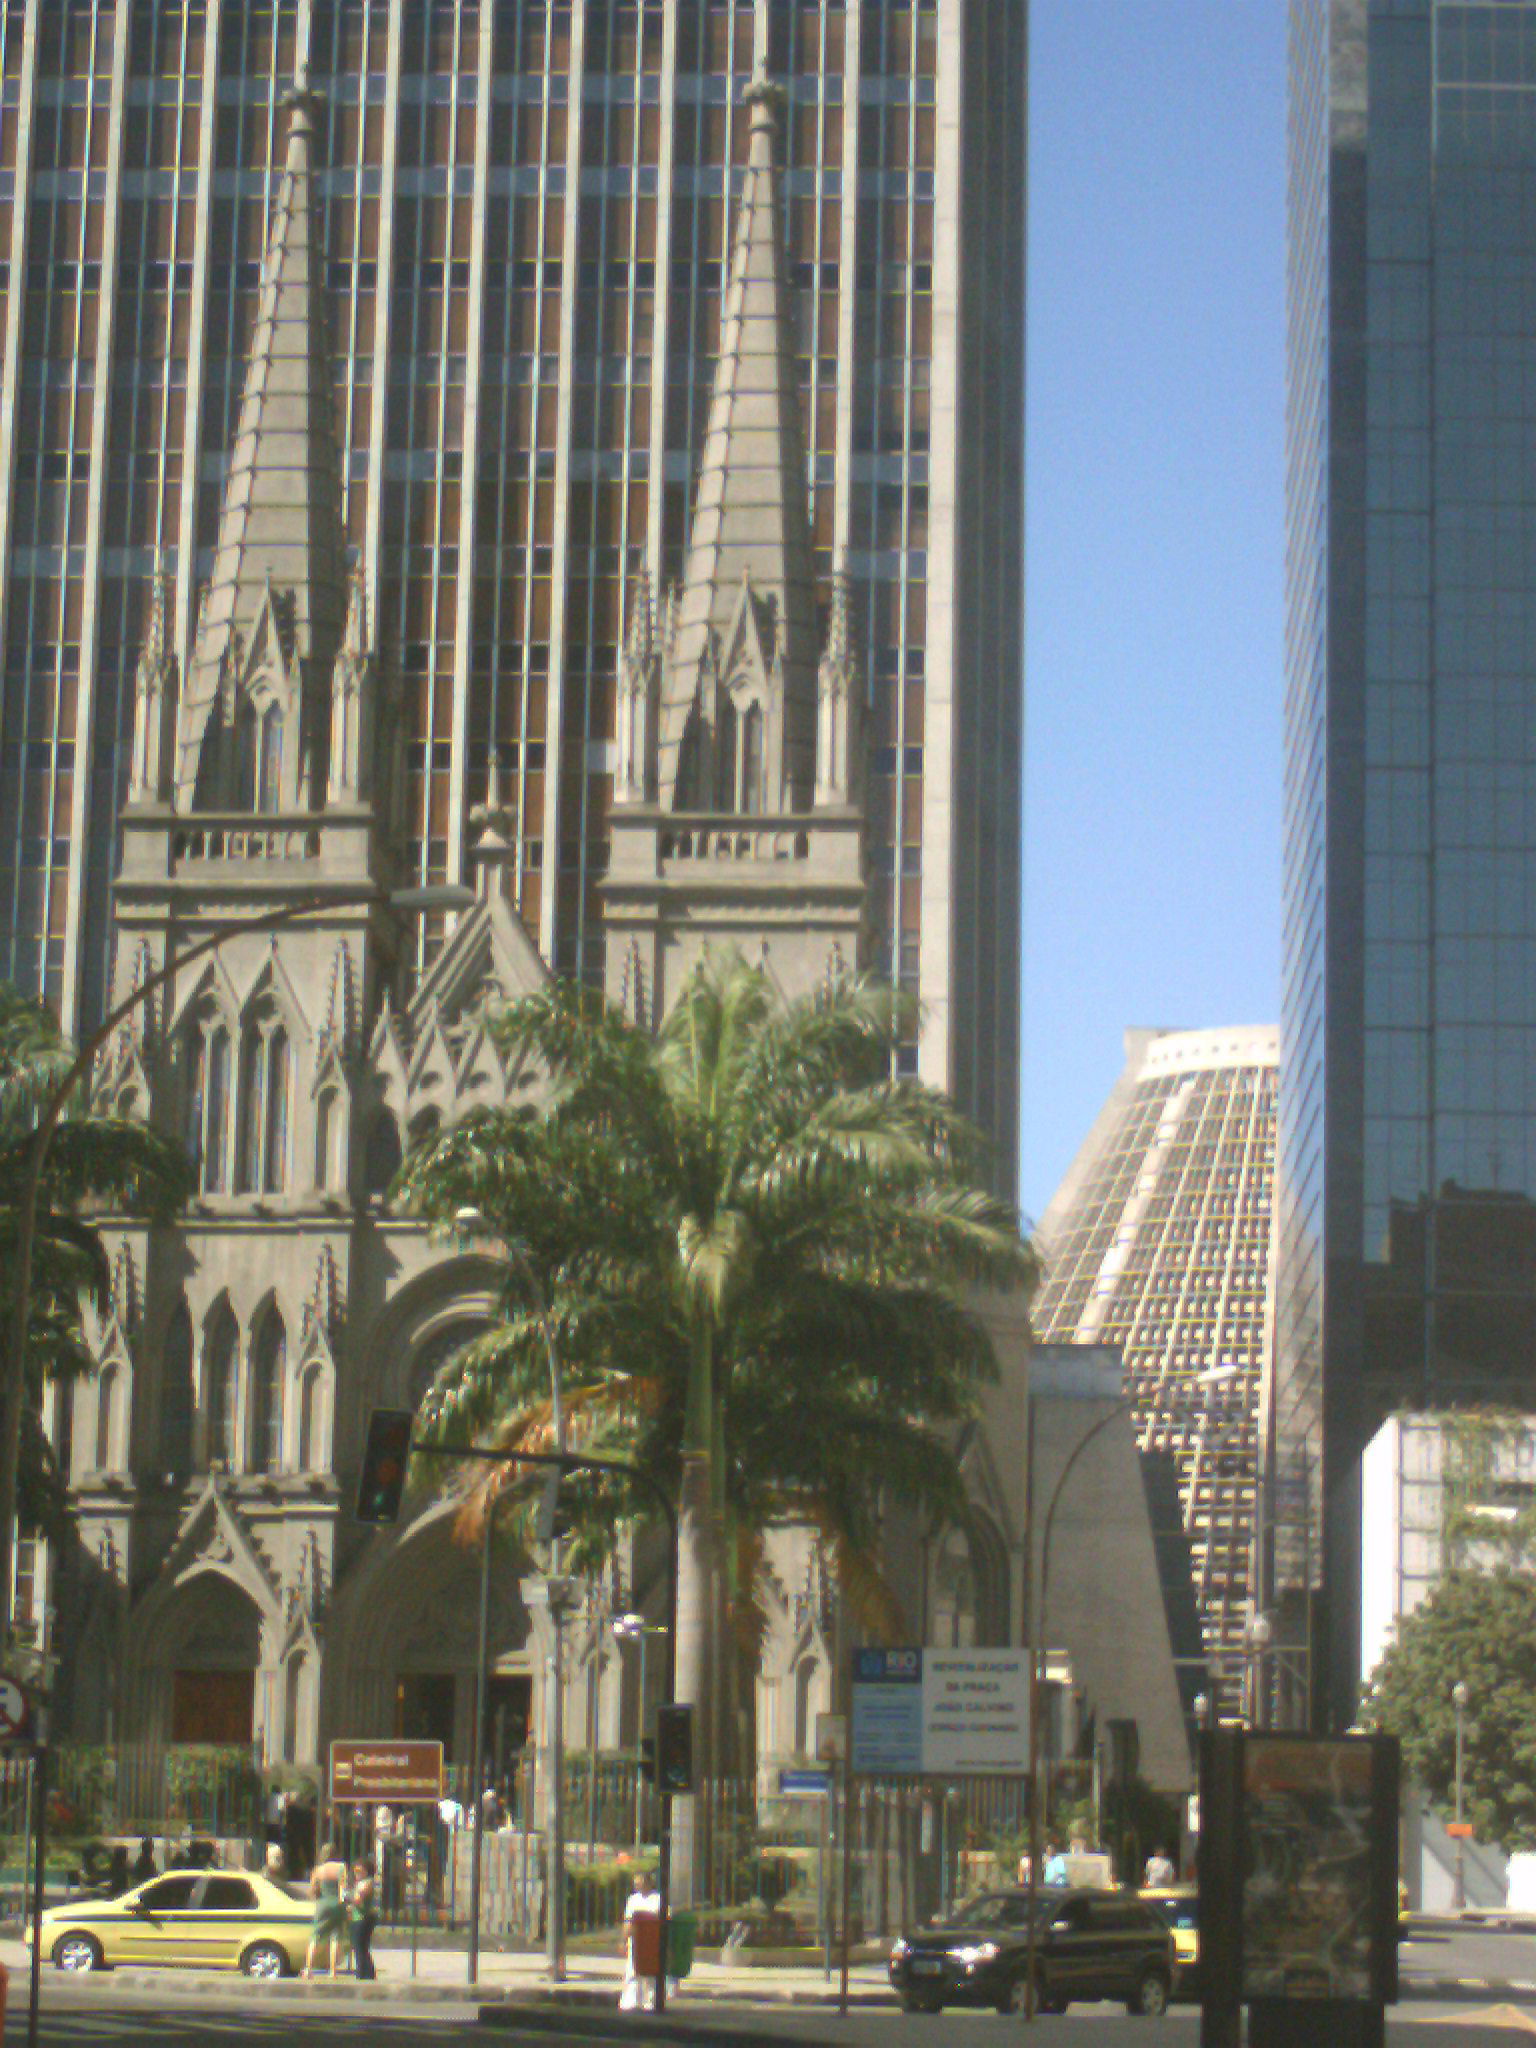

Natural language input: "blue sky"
[1019,4,1288,1224]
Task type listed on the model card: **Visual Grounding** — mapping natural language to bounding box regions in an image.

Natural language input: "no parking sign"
[0,1677,32,1747]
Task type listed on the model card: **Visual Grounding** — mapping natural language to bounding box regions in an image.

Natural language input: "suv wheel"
[1000,1975,1064,2016]
[1128,1968,1170,2018]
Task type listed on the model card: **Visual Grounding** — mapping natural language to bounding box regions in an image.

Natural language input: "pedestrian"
[264,1841,287,1882]
[1043,1838,1068,1886]
[349,1857,378,1982]
[131,1836,157,1886]
[619,1869,660,2012]
[1143,1845,1176,1889]
[304,1841,350,1980]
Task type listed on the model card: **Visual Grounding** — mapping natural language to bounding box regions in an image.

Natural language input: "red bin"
[628,1910,661,1979]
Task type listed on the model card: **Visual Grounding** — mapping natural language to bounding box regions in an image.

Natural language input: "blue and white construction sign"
[850,1648,1030,1777]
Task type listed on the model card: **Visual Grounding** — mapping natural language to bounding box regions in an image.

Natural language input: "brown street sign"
[329,1739,444,1804]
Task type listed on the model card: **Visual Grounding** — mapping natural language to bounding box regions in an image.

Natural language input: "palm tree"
[397,953,1036,1899]
[0,987,189,1546]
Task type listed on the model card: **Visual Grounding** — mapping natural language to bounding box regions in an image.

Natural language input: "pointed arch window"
[740,703,764,815]
[315,1089,339,1191]
[298,1364,328,1472]
[256,704,283,812]
[160,1302,194,1483]
[238,1003,290,1194]
[715,696,738,810]
[94,1366,119,1473]
[186,1015,232,1194]
[205,1303,239,1471]
[249,1310,286,1475]
[235,696,258,809]
[365,1109,402,1197]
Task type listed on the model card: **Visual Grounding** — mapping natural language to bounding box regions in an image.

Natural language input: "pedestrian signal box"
[356,1408,415,1524]
[656,1703,695,1794]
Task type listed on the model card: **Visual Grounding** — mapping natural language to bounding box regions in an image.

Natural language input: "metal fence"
[0,1744,1035,1951]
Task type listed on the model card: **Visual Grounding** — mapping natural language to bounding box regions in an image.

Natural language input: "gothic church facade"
[53,75,914,1774]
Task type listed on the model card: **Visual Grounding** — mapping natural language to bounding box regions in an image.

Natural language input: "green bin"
[666,1910,697,1979]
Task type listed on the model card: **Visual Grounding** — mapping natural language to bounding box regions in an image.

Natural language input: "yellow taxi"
[1141,1886,1199,2000]
[29,1868,315,1977]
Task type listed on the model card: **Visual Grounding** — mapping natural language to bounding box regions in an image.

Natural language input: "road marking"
[1404,2007,1536,2032]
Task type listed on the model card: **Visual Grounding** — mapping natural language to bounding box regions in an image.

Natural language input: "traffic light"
[356,1408,414,1524]
[637,1736,656,1783]
[655,1703,695,1795]
[534,1471,565,1548]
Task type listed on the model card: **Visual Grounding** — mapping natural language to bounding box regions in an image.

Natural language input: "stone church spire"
[173,78,351,813]
[654,70,821,814]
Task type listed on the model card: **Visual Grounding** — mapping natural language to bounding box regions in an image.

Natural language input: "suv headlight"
[952,1940,1000,1965]
[890,1937,909,1959]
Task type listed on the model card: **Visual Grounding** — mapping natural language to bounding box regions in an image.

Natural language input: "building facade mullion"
[917,1,962,1103]
[536,0,587,961]
[644,0,679,580]
[0,0,40,704]
[443,3,495,887]
[361,0,404,614]
[172,0,226,680]
[58,0,132,1038]
[831,0,862,567]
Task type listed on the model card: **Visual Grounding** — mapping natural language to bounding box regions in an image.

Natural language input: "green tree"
[397,953,1036,1898]
[1362,1567,1536,1852]
[0,987,189,1542]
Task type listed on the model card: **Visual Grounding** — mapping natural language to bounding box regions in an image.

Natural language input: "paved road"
[10,1989,1536,2048]
[1404,1920,1536,1993]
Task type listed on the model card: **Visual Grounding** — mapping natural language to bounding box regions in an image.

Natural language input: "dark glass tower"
[1278,0,1536,1727]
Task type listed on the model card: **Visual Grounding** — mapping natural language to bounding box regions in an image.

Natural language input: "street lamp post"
[1452,1679,1470,1911]
[453,1206,569,1983]
[0,881,471,1649]
[613,1612,666,1855]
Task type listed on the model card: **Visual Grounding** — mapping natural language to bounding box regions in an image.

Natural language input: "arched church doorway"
[163,1575,262,1743]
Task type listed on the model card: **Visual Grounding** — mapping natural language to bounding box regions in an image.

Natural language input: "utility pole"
[1452,1679,1469,1911]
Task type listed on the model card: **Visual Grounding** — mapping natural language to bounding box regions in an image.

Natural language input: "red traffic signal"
[356,1408,415,1524]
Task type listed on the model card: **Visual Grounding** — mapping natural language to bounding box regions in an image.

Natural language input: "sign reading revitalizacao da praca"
[850,1647,1031,1777]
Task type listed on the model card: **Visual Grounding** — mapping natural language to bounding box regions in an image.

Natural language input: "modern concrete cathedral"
[54,71,886,1766]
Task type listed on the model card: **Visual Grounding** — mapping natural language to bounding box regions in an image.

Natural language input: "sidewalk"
[0,1934,897,2009]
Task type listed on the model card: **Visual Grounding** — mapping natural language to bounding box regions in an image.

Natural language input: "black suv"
[888,1886,1176,2017]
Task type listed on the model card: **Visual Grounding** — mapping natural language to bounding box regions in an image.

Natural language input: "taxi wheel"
[242,1941,290,1980]
[52,1933,104,1973]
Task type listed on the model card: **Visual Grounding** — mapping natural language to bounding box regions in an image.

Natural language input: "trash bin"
[629,1909,661,1979]
[666,1910,697,1980]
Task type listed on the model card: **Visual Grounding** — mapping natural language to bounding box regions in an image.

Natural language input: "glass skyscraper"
[0,0,1026,1188]
[1279,0,1536,1726]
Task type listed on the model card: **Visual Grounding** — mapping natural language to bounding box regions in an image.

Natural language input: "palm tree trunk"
[671,1445,714,1906]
